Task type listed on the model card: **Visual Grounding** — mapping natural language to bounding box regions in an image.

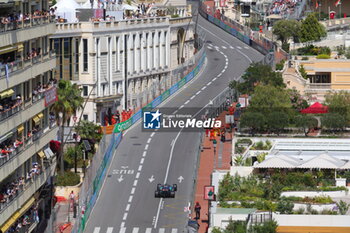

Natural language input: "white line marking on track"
[244,46,249,49]
[213,77,217,81]
[150,132,155,137]
[120,222,125,228]
[184,100,190,104]
[198,25,253,63]
[132,228,139,233]
[179,105,184,109]
[140,158,144,164]
[190,96,195,100]
[196,91,201,95]
[123,213,128,220]
[201,86,206,90]
[93,227,100,233]
[171,229,178,233]
[142,151,147,157]
[237,46,242,49]
[145,144,149,150]
[126,204,131,211]
[131,187,136,194]
[222,46,227,49]
[133,179,138,186]
[138,165,142,171]
[159,228,165,233]
[136,172,140,179]
[128,196,133,203]
[145,228,152,233]
[207,81,212,85]
[106,228,113,233]
[147,138,151,143]
[119,228,126,233]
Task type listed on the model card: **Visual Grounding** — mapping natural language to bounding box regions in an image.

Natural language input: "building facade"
[52,15,195,125]
[0,0,58,232]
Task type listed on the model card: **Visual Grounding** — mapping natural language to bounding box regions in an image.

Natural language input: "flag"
[335,0,341,7]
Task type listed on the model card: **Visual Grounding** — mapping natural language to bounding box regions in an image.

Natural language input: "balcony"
[0,124,58,181]
[0,16,56,48]
[0,157,56,226]
[0,86,57,137]
[0,52,56,93]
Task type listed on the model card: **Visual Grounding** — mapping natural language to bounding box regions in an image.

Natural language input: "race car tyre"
[157,184,162,190]
[173,184,177,191]
[155,191,160,198]
[170,191,175,198]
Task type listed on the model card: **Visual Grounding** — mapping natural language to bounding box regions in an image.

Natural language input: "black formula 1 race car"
[155,183,177,198]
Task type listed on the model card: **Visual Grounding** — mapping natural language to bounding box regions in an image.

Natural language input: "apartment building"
[51,14,195,125]
[0,0,58,232]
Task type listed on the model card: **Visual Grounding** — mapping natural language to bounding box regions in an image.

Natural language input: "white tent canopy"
[54,0,80,22]
[81,0,98,9]
[254,153,348,170]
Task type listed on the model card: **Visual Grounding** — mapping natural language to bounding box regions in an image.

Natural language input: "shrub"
[299,65,308,79]
[295,207,305,214]
[313,195,333,204]
[277,198,294,214]
[301,56,309,60]
[276,60,286,71]
[320,209,338,215]
[56,171,80,186]
[316,54,331,59]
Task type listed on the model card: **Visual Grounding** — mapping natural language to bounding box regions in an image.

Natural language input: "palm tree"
[51,80,84,174]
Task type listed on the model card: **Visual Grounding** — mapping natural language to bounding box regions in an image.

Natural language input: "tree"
[300,13,326,43]
[249,220,278,233]
[75,120,103,144]
[288,89,308,111]
[325,91,350,122]
[248,85,292,116]
[273,19,301,51]
[321,113,347,131]
[295,115,318,136]
[51,80,84,174]
[266,111,289,135]
[234,155,245,166]
[336,200,350,215]
[240,111,265,135]
[229,63,285,95]
[277,198,294,214]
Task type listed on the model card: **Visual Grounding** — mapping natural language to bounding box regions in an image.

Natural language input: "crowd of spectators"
[6,204,40,233]
[25,47,41,61]
[32,78,57,100]
[0,95,23,120]
[0,9,54,28]
[0,162,42,208]
[269,0,301,17]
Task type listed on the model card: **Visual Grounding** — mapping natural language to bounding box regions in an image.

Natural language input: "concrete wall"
[273,213,350,227]
[281,190,350,198]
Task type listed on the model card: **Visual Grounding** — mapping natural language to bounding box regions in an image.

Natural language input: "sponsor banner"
[44,87,58,106]
[169,84,178,95]
[152,95,162,108]
[131,110,142,124]
[219,21,225,29]
[178,77,187,88]
[231,27,238,37]
[114,119,132,133]
[243,36,251,45]
[208,15,214,22]
[204,186,215,200]
[161,89,170,101]
[185,72,194,82]
[193,67,199,76]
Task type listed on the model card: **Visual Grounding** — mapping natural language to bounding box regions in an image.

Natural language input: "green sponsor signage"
[178,78,187,88]
[113,119,132,133]
[161,89,170,101]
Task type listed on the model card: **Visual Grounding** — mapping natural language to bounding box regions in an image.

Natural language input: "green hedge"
[56,171,81,186]
[316,54,331,59]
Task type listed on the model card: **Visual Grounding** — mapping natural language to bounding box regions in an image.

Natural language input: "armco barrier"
[73,49,207,233]
[113,52,206,133]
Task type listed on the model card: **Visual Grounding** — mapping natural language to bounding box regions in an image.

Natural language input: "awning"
[37,112,44,119]
[0,131,13,143]
[0,197,35,232]
[0,44,18,55]
[32,116,41,125]
[44,147,55,158]
[17,43,23,52]
[38,150,45,158]
[0,89,14,99]
[17,125,24,134]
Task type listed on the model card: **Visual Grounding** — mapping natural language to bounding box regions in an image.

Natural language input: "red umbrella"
[301,102,328,114]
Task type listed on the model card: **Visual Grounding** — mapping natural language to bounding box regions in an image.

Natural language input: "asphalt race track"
[85,3,264,232]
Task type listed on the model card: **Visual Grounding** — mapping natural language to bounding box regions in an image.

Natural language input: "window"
[83,86,88,96]
[75,39,79,74]
[83,39,88,72]
[83,114,88,121]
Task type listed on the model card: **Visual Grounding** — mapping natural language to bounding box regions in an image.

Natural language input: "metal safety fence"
[71,45,207,233]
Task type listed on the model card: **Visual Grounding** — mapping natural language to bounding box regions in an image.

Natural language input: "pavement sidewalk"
[192,109,233,233]
[54,200,75,233]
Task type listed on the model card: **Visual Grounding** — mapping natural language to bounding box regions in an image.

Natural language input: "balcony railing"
[0,51,56,80]
[309,83,331,89]
[0,104,22,122]
[0,123,57,168]
[0,15,55,34]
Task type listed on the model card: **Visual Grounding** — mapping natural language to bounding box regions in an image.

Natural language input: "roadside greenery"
[218,173,344,212]
[300,13,327,43]
[250,140,272,150]
[56,171,81,186]
[212,219,278,233]
[296,45,331,56]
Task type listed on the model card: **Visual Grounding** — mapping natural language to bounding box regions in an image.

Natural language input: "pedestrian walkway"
[192,109,233,232]
[92,227,181,233]
[54,200,75,233]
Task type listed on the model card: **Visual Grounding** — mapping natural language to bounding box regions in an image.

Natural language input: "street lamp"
[58,112,64,175]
